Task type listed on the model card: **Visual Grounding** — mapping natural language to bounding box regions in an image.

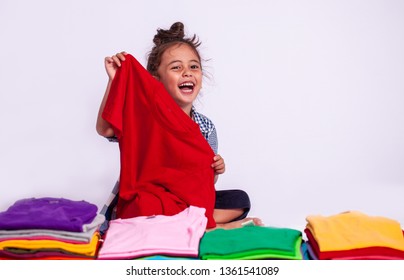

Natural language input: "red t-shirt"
[102,54,216,228]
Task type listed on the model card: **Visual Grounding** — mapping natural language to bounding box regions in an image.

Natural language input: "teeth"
[179,82,194,87]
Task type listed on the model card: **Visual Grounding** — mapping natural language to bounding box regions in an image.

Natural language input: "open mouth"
[178,82,195,93]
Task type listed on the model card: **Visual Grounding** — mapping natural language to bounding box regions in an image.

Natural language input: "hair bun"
[153,22,185,46]
[147,22,202,76]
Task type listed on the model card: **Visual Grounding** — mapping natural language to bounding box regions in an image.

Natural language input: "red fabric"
[102,54,216,228]
[304,228,404,259]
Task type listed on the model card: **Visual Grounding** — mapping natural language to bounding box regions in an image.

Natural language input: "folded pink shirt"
[97,206,207,259]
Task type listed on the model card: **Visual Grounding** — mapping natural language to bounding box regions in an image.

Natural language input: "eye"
[191,64,200,69]
[171,65,181,70]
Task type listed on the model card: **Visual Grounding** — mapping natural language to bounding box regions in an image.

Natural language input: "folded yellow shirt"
[0,232,100,256]
[306,211,404,252]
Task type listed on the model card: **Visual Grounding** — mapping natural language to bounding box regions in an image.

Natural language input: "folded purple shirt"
[0,197,98,232]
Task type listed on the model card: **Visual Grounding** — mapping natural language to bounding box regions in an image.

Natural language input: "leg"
[214,189,251,221]
[213,208,245,224]
[212,189,263,230]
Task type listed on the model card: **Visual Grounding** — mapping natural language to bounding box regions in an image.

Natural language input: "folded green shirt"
[199,226,302,260]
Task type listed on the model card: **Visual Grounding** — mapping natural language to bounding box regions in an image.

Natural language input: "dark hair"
[147,22,202,77]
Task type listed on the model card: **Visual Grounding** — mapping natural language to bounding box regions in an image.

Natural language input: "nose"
[183,67,192,77]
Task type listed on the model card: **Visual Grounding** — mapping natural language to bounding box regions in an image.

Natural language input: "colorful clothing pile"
[0,197,104,260]
[97,206,207,260]
[199,226,303,260]
[304,211,404,260]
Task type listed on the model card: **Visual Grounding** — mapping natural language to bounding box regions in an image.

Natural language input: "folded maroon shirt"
[102,54,216,228]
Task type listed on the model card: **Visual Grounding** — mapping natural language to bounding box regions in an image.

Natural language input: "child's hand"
[104,51,127,80]
[212,154,225,175]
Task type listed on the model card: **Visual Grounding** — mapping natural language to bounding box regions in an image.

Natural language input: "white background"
[1,0,403,230]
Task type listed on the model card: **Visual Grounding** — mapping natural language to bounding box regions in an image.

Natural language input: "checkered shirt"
[191,106,218,154]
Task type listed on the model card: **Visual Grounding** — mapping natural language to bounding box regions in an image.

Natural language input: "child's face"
[157,44,202,113]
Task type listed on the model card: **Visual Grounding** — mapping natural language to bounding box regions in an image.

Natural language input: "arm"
[96,80,115,137]
[96,52,127,137]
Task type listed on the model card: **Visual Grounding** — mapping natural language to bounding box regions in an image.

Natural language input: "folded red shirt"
[102,54,216,228]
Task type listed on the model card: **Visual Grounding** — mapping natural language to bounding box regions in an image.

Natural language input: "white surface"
[1,0,403,230]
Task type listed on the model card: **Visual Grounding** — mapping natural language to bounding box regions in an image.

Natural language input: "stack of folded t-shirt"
[199,226,303,260]
[97,206,207,260]
[304,211,404,260]
[0,197,104,260]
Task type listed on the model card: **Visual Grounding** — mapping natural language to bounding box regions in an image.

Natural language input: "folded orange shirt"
[306,211,404,251]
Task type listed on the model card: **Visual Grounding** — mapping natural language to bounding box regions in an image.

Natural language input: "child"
[96,22,262,230]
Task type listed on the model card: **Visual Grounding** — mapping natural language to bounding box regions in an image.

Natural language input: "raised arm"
[96,52,127,137]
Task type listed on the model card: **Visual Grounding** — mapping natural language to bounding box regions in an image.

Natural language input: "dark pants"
[215,189,251,222]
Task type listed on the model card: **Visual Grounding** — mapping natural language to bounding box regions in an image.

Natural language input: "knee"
[231,189,251,207]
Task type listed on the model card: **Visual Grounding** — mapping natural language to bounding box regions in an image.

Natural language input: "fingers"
[105,51,127,67]
[111,52,126,67]
[213,154,222,161]
[104,56,114,64]
[212,154,225,174]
